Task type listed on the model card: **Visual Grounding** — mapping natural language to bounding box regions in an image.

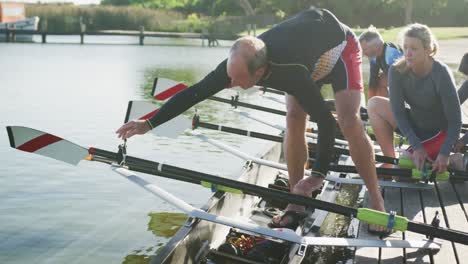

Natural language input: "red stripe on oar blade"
[139,108,159,120]
[154,83,188,100]
[17,133,62,153]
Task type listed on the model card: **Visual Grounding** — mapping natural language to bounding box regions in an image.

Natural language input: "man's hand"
[116,120,152,140]
[411,148,428,171]
[432,154,449,174]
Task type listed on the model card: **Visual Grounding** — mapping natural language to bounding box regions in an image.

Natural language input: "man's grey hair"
[358,25,383,45]
[230,36,268,75]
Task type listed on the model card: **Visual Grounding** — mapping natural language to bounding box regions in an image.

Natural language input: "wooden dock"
[355,179,468,263]
[0,28,240,46]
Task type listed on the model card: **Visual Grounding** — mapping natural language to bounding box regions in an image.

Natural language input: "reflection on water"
[147,212,187,238]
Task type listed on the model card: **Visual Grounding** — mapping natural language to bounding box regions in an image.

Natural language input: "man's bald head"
[230,36,268,75]
[227,36,268,89]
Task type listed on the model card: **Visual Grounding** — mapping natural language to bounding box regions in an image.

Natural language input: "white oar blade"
[6,126,88,165]
[124,100,159,123]
[153,115,191,138]
[152,77,188,101]
[125,101,191,138]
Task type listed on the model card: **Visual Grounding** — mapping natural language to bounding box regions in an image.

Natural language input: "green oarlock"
[201,181,243,194]
[398,157,416,169]
[399,157,432,169]
[411,169,450,181]
[357,208,408,231]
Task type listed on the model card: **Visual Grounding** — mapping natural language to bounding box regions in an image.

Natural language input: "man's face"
[226,54,258,89]
[361,40,380,58]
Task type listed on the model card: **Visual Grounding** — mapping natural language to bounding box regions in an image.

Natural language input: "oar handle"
[399,158,468,179]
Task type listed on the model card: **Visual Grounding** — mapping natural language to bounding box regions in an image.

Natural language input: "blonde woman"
[367,23,461,174]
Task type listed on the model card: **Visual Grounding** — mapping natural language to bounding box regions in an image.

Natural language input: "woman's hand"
[411,148,428,171]
[116,120,152,140]
[432,154,449,174]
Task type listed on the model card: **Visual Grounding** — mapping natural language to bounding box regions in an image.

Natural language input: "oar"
[192,116,468,180]
[124,100,370,161]
[153,77,468,136]
[113,167,440,249]
[6,126,468,245]
[152,77,286,116]
[124,100,432,187]
[125,100,468,181]
[236,110,350,147]
[190,131,431,190]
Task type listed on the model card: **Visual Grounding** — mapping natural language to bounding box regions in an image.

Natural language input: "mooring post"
[253,24,256,37]
[139,25,144,45]
[11,24,16,42]
[5,23,10,42]
[202,28,208,47]
[246,24,251,36]
[41,20,47,44]
[80,17,86,44]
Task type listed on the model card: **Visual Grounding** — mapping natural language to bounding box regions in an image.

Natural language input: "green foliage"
[27,4,186,32]
[26,0,468,35]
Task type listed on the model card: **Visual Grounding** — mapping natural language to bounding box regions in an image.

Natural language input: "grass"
[241,27,468,42]
[353,27,468,42]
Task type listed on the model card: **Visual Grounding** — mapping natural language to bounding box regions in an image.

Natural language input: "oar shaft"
[328,164,413,177]
[195,120,399,165]
[407,221,468,245]
[208,96,287,116]
[89,147,358,217]
[260,87,285,95]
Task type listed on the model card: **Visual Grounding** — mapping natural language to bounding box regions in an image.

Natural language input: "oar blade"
[125,101,191,138]
[152,78,188,101]
[153,77,263,100]
[6,126,88,165]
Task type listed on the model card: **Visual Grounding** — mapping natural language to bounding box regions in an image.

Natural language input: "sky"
[2,0,101,5]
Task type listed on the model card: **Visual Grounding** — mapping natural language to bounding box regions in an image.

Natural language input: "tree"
[405,0,413,24]
[237,0,255,16]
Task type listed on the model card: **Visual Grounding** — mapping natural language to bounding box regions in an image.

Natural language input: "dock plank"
[431,181,468,263]
[400,187,434,263]
[379,187,406,263]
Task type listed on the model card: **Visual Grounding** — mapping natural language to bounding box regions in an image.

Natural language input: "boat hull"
[151,142,282,264]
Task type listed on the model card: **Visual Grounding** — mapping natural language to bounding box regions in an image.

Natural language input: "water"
[0,37,284,263]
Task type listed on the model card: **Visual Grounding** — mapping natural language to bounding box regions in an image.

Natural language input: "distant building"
[0,2,39,41]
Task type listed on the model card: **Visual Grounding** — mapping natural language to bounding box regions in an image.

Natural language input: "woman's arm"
[438,65,462,156]
[388,66,422,149]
